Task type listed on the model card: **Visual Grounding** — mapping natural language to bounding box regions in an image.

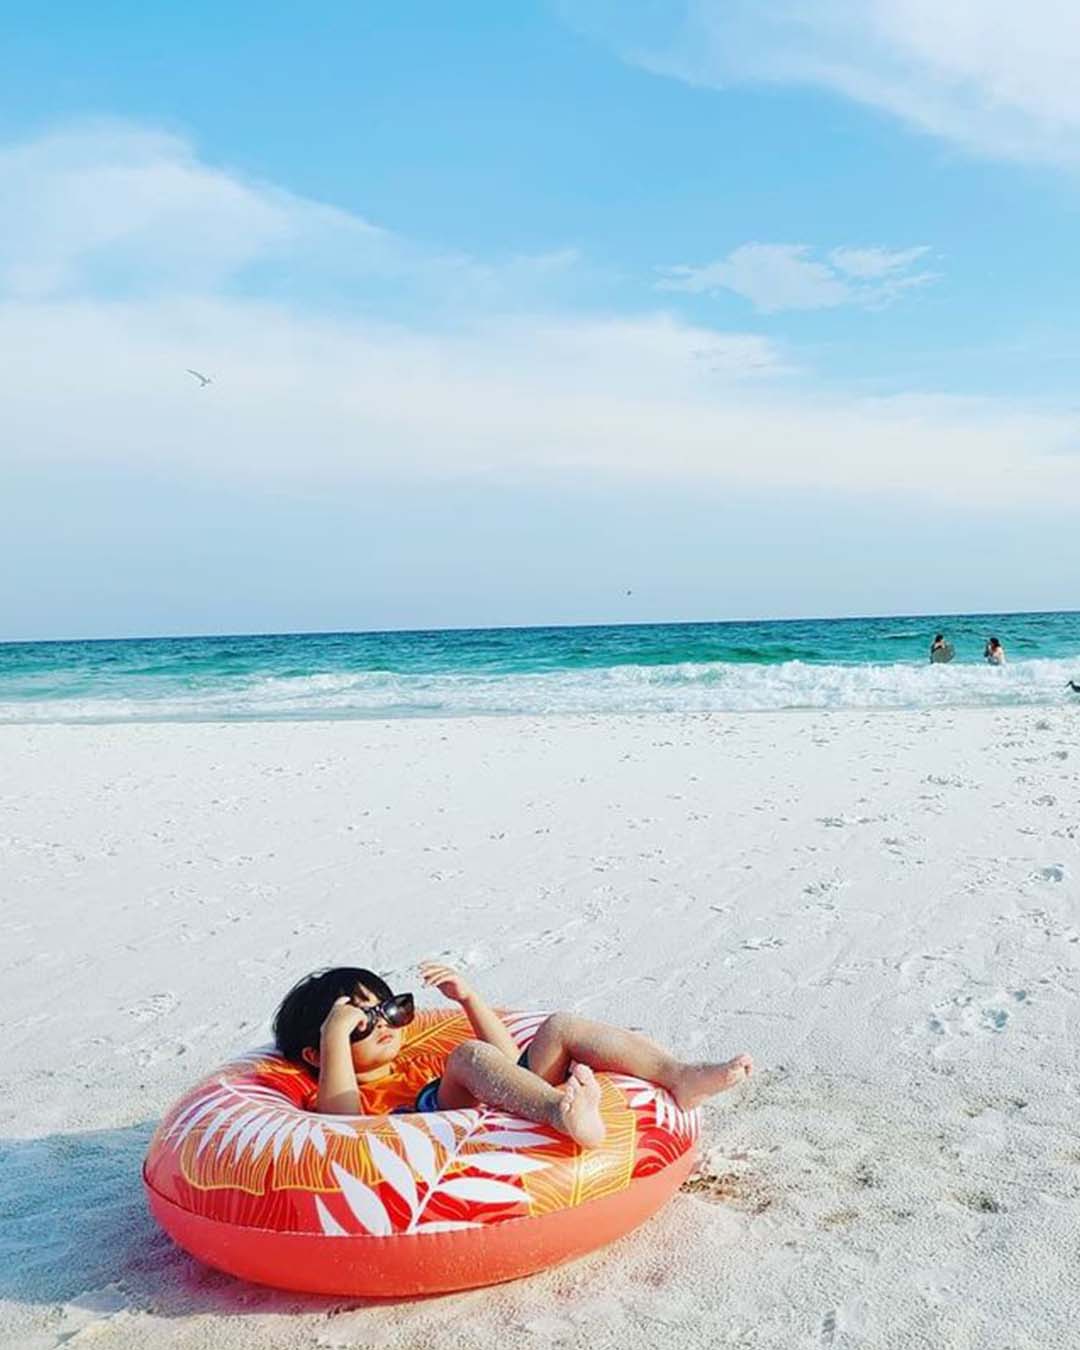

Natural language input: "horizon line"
[3,606,1078,650]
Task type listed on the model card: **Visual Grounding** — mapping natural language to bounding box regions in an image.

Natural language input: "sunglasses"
[348,992,415,1042]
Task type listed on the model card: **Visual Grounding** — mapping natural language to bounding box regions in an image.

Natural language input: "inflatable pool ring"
[143,1010,701,1295]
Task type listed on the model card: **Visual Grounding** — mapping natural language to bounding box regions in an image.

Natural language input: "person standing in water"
[985,637,1006,665]
[929,633,953,663]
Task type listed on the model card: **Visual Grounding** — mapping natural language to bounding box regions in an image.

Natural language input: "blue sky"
[3,2,1079,638]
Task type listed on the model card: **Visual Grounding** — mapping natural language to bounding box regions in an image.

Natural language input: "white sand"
[3,707,1080,1348]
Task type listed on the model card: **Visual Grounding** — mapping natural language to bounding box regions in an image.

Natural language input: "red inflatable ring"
[143,1010,701,1295]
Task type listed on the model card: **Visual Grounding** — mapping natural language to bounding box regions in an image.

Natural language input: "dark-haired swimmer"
[929,633,953,663]
[273,962,752,1149]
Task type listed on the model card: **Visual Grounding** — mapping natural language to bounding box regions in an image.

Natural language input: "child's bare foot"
[552,1063,606,1148]
[670,1055,753,1110]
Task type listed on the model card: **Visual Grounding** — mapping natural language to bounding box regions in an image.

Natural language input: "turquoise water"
[2,612,1080,723]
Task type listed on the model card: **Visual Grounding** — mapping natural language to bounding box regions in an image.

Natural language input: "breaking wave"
[3,656,1079,724]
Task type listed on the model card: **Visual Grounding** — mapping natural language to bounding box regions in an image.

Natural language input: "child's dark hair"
[273,966,393,1063]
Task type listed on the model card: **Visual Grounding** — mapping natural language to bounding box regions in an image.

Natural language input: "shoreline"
[3,685,1080,729]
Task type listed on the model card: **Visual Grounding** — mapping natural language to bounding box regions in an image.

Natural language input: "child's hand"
[320,995,370,1041]
[420,960,475,1004]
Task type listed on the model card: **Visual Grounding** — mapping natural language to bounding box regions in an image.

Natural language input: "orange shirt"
[298,1041,447,1116]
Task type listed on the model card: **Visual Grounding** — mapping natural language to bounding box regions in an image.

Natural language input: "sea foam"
[2,656,1078,723]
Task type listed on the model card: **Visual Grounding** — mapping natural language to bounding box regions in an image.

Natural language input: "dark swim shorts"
[410,1079,442,1113]
[394,1046,532,1116]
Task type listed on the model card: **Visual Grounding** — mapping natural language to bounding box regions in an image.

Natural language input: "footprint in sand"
[742,936,786,951]
[820,1298,869,1345]
[912,1263,963,1307]
[954,1189,1003,1214]
[925,988,1028,1047]
[923,773,977,788]
[126,992,178,1022]
[682,1164,774,1214]
[1033,863,1067,883]
[800,878,848,917]
[803,877,849,898]
[1016,906,1080,943]
[47,1284,130,1346]
[882,835,924,861]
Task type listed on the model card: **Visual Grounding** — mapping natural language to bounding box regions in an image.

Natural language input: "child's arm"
[420,961,520,1062]
[314,997,369,1114]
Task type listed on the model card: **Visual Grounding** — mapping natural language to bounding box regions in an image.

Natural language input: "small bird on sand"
[186,369,213,388]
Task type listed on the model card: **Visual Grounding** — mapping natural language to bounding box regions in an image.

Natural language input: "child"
[273,960,753,1148]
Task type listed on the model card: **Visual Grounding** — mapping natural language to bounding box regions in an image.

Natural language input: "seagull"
[186,369,213,388]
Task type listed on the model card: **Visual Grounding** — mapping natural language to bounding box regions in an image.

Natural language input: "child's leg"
[525,1012,752,1109]
[437,1040,606,1148]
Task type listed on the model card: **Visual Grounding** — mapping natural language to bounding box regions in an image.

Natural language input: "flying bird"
[186,369,213,388]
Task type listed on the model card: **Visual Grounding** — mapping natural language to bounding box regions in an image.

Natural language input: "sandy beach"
[4,706,1080,1348]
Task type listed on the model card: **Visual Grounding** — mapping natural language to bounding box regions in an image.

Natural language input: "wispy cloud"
[564,0,1080,167]
[0,121,1076,512]
[829,245,931,281]
[0,122,583,311]
[657,243,935,313]
[4,292,1076,510]
[0,123,372,297]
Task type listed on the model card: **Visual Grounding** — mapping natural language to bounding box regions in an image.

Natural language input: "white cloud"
[656,242,935,312]
[567,0,1080,167]
[829,245,931,280]
[0,121,1077,514]
[3,294,1076,511]
[0,122,581,309]
[0,123,376,297]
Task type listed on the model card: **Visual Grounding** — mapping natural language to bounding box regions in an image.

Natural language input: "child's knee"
[539,1010,578,1042]
[446,1039,495,1075]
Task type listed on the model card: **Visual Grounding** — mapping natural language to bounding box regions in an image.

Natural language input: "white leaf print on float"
[314,1195,349,1237]
[390,1116,438,1187]
[367,1133,420,1218]
[331,1162,393,1236]
[438,1177,533,1206]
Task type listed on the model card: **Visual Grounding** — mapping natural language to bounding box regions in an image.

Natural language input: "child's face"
[346,984,405,1075]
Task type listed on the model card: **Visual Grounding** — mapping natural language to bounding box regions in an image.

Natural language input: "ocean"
[3,611,1080,724]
